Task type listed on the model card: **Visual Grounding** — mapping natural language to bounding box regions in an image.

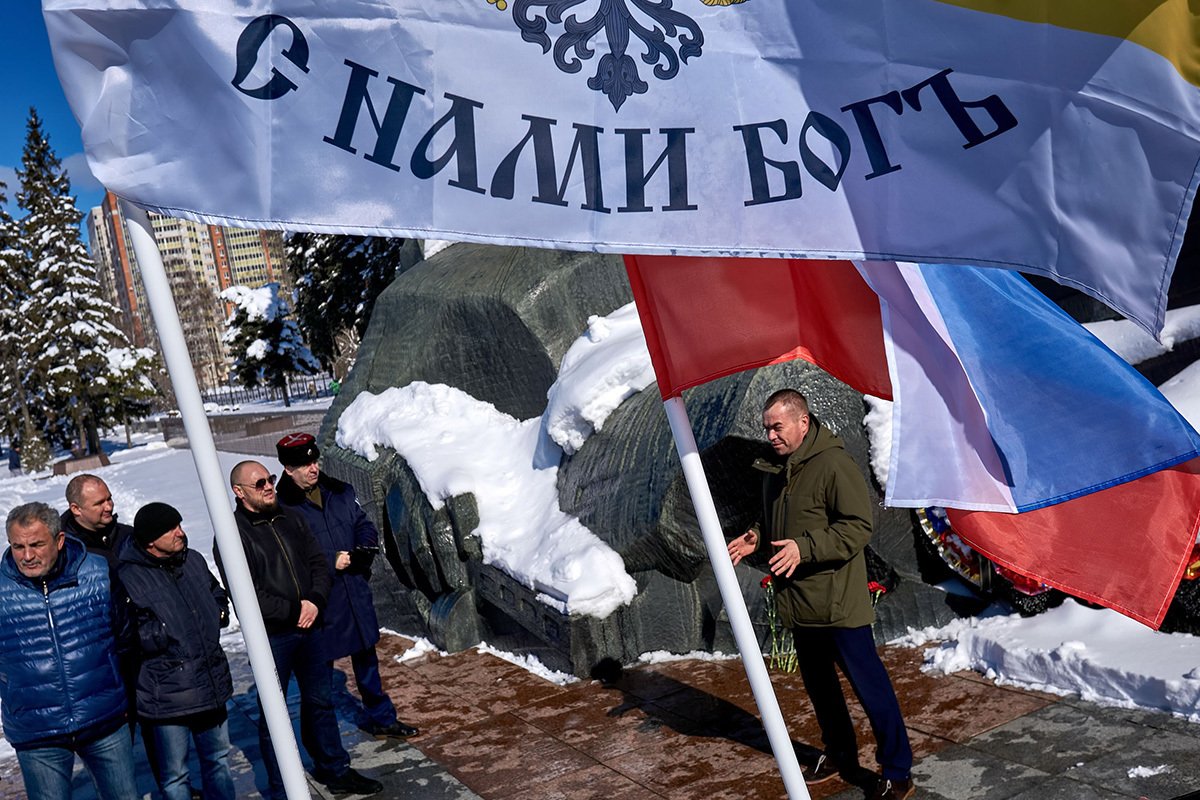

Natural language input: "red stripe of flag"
[624,255,892,400]
[948,458,1200,628]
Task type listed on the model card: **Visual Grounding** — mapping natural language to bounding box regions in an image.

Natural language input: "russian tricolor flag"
[626,255,1200,628]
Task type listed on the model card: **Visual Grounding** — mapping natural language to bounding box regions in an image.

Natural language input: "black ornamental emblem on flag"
[493,0,748,112]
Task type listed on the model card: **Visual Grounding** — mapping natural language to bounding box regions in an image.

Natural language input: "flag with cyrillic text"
[43,0,1200,335]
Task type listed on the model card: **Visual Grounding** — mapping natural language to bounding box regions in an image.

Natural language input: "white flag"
[43,0,1200,334]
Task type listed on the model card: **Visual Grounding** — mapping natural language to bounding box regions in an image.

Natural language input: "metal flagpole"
[662,395,810,800]
[120,200,312,800]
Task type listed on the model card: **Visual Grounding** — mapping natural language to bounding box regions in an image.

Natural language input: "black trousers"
[793,624,913,780]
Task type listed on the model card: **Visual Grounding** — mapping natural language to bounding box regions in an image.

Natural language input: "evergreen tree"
[17,420,52,474]
[16,107,154,454]
[285,233,421,376]
[222,282,319,407]
[0,171,42,460]
[102,347,161,447]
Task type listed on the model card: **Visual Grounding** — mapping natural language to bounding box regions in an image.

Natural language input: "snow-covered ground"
[1,300,1199,769]
[0,434,250,577]
[904,599,1200,721]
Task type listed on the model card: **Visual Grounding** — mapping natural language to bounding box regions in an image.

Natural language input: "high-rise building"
[88,191,293,390]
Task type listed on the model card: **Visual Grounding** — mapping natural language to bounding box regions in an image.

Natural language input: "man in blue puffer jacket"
[0,502,138,800]
[275,432,419,738]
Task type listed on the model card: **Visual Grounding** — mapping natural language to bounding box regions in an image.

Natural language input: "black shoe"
[364,719,420,737]
[802,753,840,785]
[321,767,383,796]
[869,777,915,800]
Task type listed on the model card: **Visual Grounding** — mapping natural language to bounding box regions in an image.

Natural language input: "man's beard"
[247,495,279,514]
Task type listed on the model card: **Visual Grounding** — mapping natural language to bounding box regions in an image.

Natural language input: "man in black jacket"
[115,502,236,800]
[217,460,381,799]
[61,474,132,566]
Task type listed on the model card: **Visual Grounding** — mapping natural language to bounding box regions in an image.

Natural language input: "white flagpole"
[120,200,312,800]
[662,396,809,800]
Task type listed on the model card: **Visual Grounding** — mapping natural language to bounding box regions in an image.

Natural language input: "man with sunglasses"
[217,460,382,799]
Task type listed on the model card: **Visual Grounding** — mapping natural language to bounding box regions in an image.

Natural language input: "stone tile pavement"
[2,634,1197,799]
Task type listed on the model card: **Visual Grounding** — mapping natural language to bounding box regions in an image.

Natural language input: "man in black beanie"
[115,502,236,800]
[274,432,418,739]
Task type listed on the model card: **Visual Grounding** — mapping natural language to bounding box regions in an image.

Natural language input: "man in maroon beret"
[275,432,418,739]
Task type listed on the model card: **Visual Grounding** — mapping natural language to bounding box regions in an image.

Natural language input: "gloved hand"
[348,546,379,576]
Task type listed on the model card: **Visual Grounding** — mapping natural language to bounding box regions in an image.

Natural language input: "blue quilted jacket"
[0,536,128,747]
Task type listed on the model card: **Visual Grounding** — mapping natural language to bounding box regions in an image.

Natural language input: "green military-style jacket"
[752,417,875,629]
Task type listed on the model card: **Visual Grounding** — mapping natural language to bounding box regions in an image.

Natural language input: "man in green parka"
[728,389,914,800]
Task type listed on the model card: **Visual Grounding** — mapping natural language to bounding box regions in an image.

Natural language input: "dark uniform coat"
[276,472,381,660]
[217,502,330,636]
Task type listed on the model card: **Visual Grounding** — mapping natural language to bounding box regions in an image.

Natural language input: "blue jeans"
[16,724,138,800]
[347,647,398,727]
[260,630,350,797]
[793,625,914,780]
[146,708,236,800]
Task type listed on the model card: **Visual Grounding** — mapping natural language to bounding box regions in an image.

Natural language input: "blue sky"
[0,5,105,225]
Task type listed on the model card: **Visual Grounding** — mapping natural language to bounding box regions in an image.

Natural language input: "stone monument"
[318,244,957,675]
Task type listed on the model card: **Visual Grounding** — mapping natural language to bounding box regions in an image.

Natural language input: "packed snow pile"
[337,381,638,619]
[901,600,1200,721]
[336,302,652,619]
[220,284,281,322]
[539,302,655,457]
[1085,305,1200,365]
[1128,764,1173,778]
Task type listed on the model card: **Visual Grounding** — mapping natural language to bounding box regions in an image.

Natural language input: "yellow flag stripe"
[934,0,1200,88]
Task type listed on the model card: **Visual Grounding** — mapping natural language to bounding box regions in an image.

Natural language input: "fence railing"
[199,372,338,407]
[159,408,328,457]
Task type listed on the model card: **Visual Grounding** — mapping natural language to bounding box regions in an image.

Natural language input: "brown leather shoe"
[802,753,840,785]
[870,777,915,800]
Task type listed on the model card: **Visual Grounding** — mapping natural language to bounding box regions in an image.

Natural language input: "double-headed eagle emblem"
[485,0,749,111]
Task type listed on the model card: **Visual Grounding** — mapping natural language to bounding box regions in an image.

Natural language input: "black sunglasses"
[238,474,277,491]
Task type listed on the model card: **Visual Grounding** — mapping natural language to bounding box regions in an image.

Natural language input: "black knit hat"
[134,502,183,548]
[276,432,320,467]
